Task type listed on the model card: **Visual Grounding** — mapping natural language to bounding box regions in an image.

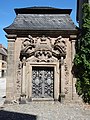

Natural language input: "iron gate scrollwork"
[32,67,54,98]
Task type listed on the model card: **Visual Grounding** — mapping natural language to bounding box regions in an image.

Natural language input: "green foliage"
[74,3,90,103]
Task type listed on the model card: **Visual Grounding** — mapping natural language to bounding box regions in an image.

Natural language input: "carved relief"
[54,36,66,57]
[34,35,52,62]
[16,61,22,94]
[20,35,66,62]
[21,35,35,52]
[64,62,69,94]
[20,35,35,60]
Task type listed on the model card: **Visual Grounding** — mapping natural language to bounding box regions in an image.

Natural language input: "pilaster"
[70,35,77,100]
[5,34,17,103]
[22,57,26,94]
[60,57,65,102]
[20,56,26,104]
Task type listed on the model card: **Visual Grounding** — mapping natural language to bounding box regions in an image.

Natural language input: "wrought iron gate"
[32,67,54,98]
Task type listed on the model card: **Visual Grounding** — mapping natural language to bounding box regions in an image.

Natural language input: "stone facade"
[0,44,7,78]
[4,7,79,103]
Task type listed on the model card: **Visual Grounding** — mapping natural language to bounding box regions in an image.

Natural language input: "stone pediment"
[20,35,66,62]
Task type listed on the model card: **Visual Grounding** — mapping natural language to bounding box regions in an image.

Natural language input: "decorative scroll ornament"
[20,35,35,60]
[20,35,66,62]
[54,36,66,58]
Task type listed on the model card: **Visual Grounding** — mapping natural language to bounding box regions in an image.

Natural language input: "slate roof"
[4,7,77,33]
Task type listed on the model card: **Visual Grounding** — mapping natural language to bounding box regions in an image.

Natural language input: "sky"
[0,0,77,48]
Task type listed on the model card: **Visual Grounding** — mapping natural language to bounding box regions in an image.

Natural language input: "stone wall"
[5,34,80,103]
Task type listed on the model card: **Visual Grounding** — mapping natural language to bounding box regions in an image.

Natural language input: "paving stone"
[0,78,90,120]
[1,102,90,120]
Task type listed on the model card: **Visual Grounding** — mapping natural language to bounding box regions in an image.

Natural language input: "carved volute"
[54,36,66,58]
[20,35,66,62]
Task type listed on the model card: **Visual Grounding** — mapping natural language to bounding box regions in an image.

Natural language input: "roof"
[14,7,72,15]
[4,7,77,34]
[0,48,7,56]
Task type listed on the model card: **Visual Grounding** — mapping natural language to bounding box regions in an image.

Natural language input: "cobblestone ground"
[0,78,90,120]
[0,101,90,120]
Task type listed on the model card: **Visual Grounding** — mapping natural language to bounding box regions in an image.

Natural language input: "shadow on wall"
[0,110,37,120]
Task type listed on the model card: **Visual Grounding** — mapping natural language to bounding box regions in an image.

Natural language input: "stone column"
[5,35,17,103]
[20,57,26,104]
[70,35,77,100]
[22,57,26,94]
[60,57,65,102]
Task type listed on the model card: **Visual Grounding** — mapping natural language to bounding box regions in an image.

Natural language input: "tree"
[74,3,90,103]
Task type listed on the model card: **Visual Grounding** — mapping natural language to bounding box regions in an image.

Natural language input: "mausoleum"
[4,7,78,103]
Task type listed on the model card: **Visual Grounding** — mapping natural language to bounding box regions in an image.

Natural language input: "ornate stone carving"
[64,62,69,94]
[20,35,35,60]
[34,35,52,62]
[54,36,66,57]
[20,35,66,62]
[21,35,35,52]
[16,61,22,94]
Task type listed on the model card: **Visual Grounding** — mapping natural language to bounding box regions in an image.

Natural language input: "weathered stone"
[4,7,80,103]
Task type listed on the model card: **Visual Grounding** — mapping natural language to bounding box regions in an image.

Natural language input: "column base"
[19,94,26,104]
[59,93,65,103]
[4,100,12,104]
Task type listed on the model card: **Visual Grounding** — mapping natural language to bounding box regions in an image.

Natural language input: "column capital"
[22,57,26,66]
[60,57,64,65]
[71,40,76,43]
[70,35,77,41]
[5,34,17,42]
